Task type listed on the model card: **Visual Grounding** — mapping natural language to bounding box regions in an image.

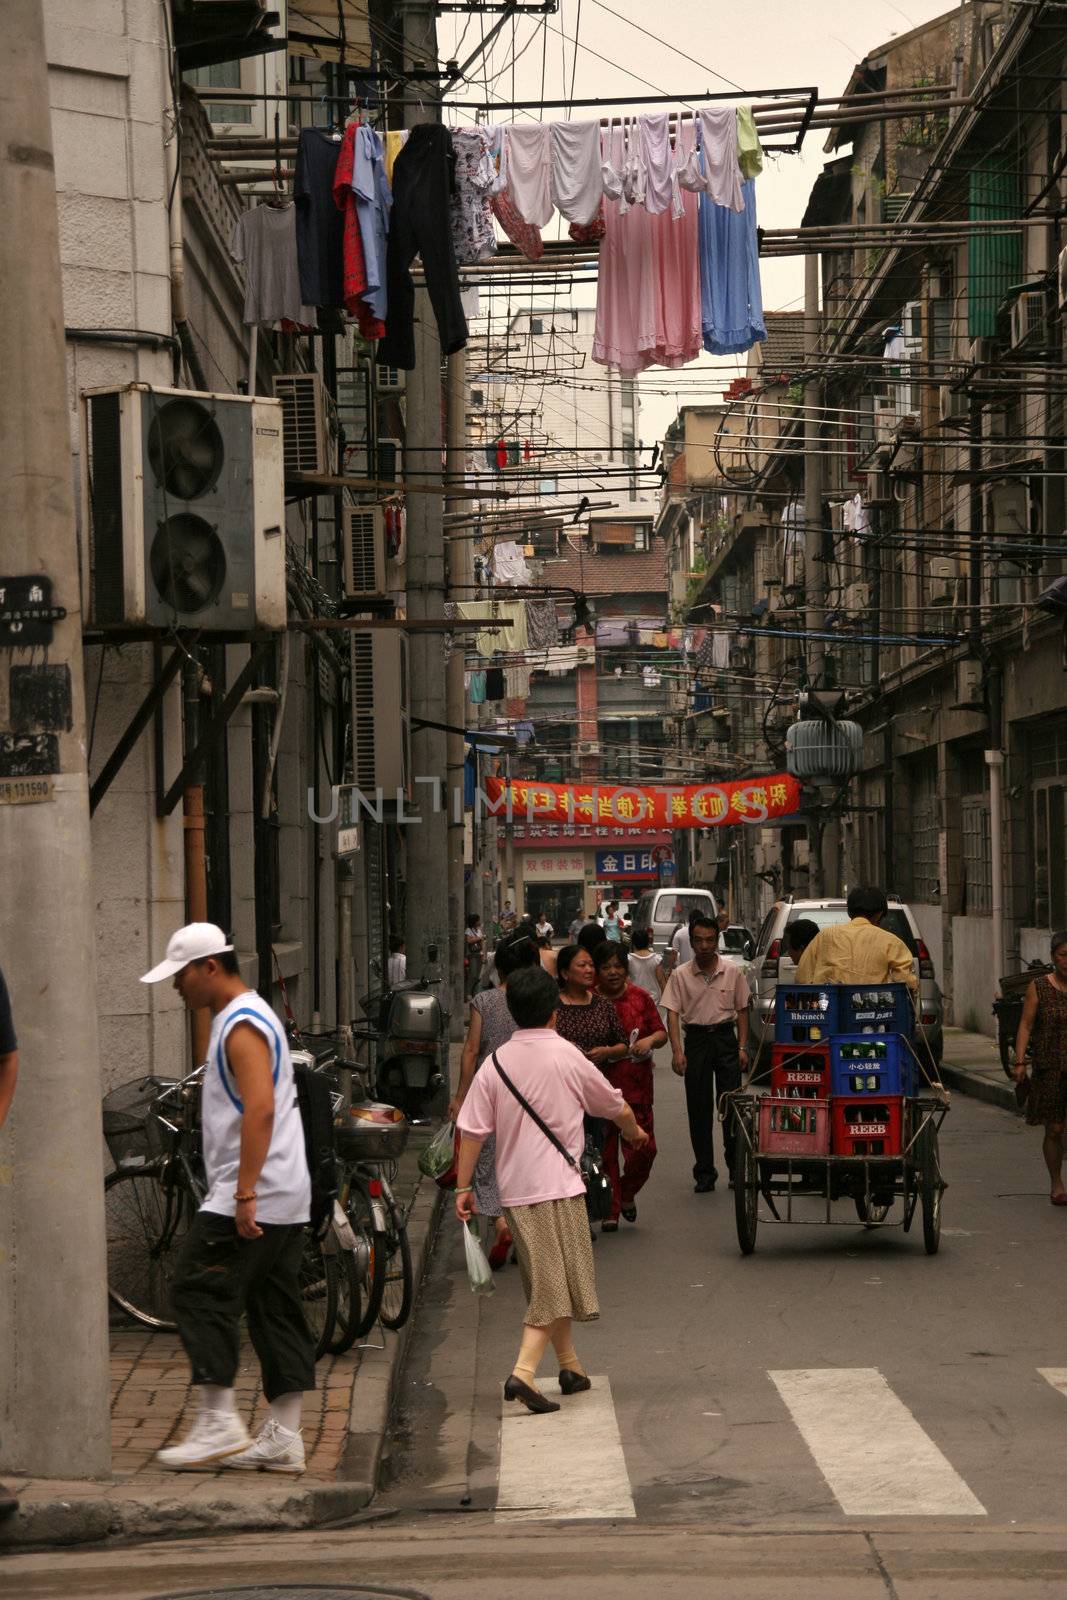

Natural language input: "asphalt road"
[10,1071,1067,1599]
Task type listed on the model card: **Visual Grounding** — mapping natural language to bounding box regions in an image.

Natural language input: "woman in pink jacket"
[455,965,648,1413]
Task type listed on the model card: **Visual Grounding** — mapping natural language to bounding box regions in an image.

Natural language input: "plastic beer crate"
[830,1035,913,1097]
[831,1096,906,1158]
[769,1042,831,1098]
[836,984,914,1037]
[774,985,840,1044]
[758,1096,831,1157]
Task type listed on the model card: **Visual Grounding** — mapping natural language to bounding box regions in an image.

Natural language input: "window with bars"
[1028,719,1067,927]
[184,61,252,124]
[907,753,939,902]
[958,748,991,915]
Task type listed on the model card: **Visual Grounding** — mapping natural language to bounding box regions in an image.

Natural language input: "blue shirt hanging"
[698,172,766,358]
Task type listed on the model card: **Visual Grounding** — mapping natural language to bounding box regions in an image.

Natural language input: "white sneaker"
[221,1418,307,1475]
[156,1409,252,1471]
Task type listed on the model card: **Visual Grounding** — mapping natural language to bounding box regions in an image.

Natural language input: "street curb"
[940,1062,1017,1114]
[0,1175,445,1552]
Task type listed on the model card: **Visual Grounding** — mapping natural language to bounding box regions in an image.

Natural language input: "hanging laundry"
[504,125,553,227]
[496,438,508,470]
[460,285,481,319]
[677,109,744,213]
[541,644,579,674]
[383,128,409,183]
[642,665,662,688]
[468,671,487,704]
[569,205,606,244]
[508,439,521,466]
[699,175,766,357]
[504,667,531,700]
[736,106,764,180]
[711,631,730,669]
[331,125,386,339]
[450,127,497,265]
[525,597,560,649]
[842,493,871,537]
[491,540,532,586]
[549,120,603,225]
[487,126,545,261]
[780,497,804,550]
[484,667,506,702]
[593,119,701,374]
[377,124,467,371]
[230,203,317,328]
[523,439,532,461]
[383,502,405,559]
[638,112,683,218]
[295,128,347,308]
[353,125,391,324]
[453,601,529,657]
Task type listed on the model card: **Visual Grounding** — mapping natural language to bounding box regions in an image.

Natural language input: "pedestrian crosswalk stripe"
[1037,1368,1067,1402]
[769,1368,986,1517]
[495,1375,636,1522]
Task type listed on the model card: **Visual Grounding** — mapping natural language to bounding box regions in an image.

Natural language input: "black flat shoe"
[559,1370,592,1396]
[601,1220,619,1232]
[621,1205,637,1223]
[504,1375,560,1413]
[694,1178,716,1194]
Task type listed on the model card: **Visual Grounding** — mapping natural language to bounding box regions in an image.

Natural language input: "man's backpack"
[293,1061,338,1236]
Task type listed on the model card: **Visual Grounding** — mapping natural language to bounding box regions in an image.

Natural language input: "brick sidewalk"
[108,1326,361,1479]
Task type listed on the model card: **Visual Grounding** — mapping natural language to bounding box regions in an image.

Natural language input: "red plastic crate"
[770,1043,831,1098]
[758,1096,830,1157]
[831,1096,906,1158]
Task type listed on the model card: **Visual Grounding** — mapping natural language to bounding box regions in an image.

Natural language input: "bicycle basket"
[335,1099,409,1160]
[101,1076,175,1168]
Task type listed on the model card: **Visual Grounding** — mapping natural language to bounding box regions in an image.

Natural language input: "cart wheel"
[733,1120,758,1256]
[919,1124,943,1255]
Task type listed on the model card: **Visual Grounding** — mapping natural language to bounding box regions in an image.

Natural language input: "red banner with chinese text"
[482,773,802,829]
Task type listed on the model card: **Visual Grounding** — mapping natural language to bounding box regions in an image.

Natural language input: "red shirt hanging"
[332,125,386,341]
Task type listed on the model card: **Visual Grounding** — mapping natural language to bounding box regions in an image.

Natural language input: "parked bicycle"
[102,1069,338,1357]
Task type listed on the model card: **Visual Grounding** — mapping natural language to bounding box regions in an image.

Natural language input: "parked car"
[719,924,756,965]
[629,888,718,960]
[746,895,943,1067]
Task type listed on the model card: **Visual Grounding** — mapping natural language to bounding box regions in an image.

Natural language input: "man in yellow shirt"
[795,887,918,993]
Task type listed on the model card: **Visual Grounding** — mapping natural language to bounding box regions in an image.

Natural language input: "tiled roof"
[536,542,669,598]
[755,312,806,378]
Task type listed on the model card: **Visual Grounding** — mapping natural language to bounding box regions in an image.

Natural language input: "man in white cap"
[141,923,314,1473]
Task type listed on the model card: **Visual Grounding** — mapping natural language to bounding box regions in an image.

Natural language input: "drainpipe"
[165,71,209,392]
[986,667,1005,988]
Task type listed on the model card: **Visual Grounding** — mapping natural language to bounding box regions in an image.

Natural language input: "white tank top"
[200,990,311,1225]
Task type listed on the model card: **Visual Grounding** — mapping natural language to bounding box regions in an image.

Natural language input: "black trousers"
[683,1024,742,1183]
[170,1212,316,1402]
[378,123,468,370]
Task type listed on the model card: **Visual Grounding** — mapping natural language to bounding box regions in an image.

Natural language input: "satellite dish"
[150,513,227,614]
[147,397,225,500]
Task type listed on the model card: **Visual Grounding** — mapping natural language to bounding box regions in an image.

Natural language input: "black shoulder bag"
[491,1051,614,1222]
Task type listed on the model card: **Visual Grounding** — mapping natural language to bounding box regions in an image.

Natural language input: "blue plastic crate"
[774,985,840,1044]
[830,1034,914,1097]
[836,983,914,1037]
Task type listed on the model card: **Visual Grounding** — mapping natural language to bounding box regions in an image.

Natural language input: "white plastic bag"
[418,1118,456,1181]
[462,1220,495,1296]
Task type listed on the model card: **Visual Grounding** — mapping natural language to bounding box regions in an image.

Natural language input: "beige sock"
[512,1326,551,1386]
[550,1325,585,1375]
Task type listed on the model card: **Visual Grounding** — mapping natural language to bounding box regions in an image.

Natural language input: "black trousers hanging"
[378,123,468,371]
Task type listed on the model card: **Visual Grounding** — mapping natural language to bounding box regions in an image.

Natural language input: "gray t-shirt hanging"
[230,202,317,328]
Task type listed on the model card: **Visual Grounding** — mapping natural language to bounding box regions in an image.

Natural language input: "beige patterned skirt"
[502,1194,600,1326]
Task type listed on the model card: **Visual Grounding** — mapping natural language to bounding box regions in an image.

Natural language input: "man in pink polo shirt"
[455,965,647,1414]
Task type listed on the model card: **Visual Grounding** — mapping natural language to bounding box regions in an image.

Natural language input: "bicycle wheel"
[299,1227,339,1359]
[732,1118,758,1257]
[327,1175,384,1353]
[326,1234,363,1357]
[377,1186,414,1331]
[105,1164,190,1329]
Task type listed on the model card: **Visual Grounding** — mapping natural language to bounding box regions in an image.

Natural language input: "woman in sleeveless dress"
[1013,931,1067,1204]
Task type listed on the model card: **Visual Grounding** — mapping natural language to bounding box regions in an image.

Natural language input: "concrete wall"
[951,914,996,1037]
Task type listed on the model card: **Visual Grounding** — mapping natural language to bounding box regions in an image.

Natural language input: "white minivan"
[629,888,718,960]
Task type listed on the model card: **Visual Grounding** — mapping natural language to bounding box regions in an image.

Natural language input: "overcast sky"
[442,0,961,442]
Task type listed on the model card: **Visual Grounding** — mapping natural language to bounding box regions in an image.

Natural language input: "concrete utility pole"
[401,0,451,1007]
[803,253,827,897]
[0,0,111,1477]
[445,347,470,1041]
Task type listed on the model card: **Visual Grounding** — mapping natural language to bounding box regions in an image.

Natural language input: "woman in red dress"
[593,942,666,1228]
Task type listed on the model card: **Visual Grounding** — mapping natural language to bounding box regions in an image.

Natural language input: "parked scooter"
[359,965,447,1123]
[993,959,1052,1075]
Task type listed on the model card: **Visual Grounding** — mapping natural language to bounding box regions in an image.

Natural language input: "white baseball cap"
[140,922,234,984]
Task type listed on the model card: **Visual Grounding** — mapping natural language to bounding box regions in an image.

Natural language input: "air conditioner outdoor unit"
[867,469,891,504]
[969,337,994,366]
[954,657,983,707]
[376,365,404,393]
[939,385,968,426]
[342,505,387,600]
[350,627,411,797]
[1010,291,1045,350]
[575,645,595,665]
[376,436,404,485]
[989,480,1029,537]
[577,739,600,756]
[82,384,286,630]
[273,372,337,476]
[928,555,956,604]
[873,397,898,447]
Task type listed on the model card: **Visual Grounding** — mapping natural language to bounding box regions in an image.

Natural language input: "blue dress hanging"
[698,172,767,358]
